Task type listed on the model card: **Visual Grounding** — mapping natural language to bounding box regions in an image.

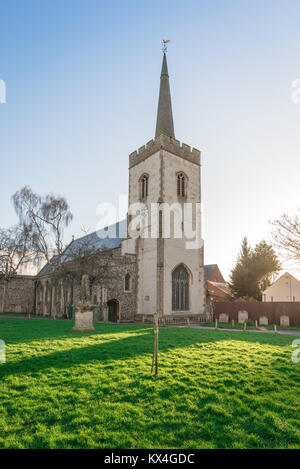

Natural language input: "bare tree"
[10,186,73,317]
[271,211,300,266]
[0,224,33,312]
[12,186,73,263]
[40,223,137,320]
[52,228,131,316]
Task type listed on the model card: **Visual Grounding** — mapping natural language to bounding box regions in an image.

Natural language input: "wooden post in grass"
[151,312,159,377]
[187,317,190,328]
[142,315,144,325]
[255,320,258,329]
[28,314,31,320]
[274,324,277,333]
[232,319,234,328]
[215,319,218,330]
[243,321,247,331]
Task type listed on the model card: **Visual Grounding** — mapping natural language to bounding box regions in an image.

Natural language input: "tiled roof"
[207,281,232,296]
[38,220,126,277]
[204,264,218,281]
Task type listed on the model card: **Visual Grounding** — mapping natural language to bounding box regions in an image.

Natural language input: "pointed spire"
[155,53,175,138]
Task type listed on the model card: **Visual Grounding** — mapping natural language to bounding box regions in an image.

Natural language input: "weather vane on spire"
[162,39,171,54]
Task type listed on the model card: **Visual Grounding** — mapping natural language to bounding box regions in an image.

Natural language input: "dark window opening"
[140,175,149,199]
[125,273,131,292]
[177,173,186,197]
[172,264,189,311]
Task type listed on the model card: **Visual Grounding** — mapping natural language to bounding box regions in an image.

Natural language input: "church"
[25,52,206,322]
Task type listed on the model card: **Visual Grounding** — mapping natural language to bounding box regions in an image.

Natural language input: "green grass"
[0,319,299,449]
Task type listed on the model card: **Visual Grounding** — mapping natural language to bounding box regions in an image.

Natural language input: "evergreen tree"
[230,237,280,301]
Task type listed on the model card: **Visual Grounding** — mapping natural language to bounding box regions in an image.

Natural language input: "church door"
[107,299,119,322]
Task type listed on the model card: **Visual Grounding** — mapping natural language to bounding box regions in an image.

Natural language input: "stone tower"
[122,52,205,316]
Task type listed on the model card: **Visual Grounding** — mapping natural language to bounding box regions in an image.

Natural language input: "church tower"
[122,51,206,316]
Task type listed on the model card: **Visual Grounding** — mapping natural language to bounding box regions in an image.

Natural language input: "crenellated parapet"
[129,134,201,168]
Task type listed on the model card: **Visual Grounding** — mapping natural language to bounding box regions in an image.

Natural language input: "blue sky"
[1,0,300,278]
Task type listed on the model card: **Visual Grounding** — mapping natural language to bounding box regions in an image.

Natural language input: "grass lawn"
[0,319,299,449]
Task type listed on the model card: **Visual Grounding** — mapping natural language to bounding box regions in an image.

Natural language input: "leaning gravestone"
[238,310,248,324]
[72,275,96,332]
[280,315,290,327]
[219,313,229,323]
[259,316,268,326]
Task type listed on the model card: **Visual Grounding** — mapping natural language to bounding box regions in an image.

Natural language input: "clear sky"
[1,0,300,279]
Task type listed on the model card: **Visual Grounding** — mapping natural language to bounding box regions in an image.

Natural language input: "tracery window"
[172,264,189,311]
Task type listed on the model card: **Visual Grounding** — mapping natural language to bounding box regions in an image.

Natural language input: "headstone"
[0,339,5,364]
[280,315,290,327]
[238,310,248,324]
[259,316,268,326]
[72,308,95,332]
[219,313,229,323]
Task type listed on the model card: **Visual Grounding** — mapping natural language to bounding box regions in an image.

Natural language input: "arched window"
[177,173,186,197]
[140,174,149,199]
[172,264,189,311]
[124,273,131,292]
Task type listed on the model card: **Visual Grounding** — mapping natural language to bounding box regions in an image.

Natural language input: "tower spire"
[155,46,175,139]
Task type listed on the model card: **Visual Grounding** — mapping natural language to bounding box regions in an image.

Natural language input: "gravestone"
[259,316,268,326]
[72,308,95,332]
[280,315,290,327]
[219,313,229,323]
[238,310,248,324]
[71,275,96,332]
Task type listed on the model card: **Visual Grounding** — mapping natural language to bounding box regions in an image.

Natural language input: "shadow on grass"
[0,318,151,345]
[0,322,293,380]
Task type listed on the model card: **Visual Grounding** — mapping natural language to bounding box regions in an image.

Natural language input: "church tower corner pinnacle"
[155,52,175,139]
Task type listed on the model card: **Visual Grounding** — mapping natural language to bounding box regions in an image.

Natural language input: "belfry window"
[177,173,186,197]
[124,273,131,292]
[172,264,189,311]
[140,174,149,199]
